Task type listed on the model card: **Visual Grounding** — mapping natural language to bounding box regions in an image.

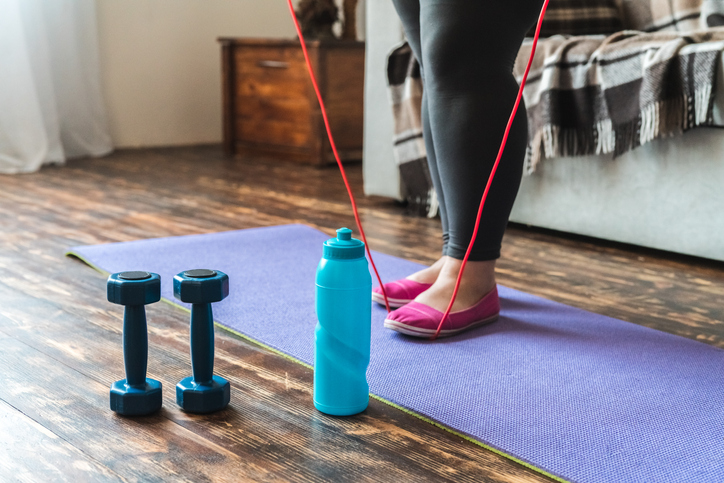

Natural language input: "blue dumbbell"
[107,271,162,416]
[173,269,230,413]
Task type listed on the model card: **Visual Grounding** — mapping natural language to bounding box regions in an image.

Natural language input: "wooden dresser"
[219,38,365,165]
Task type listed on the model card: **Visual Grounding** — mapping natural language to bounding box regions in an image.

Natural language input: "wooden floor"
[1,145,722,482]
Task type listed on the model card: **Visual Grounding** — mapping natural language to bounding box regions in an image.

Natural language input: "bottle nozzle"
[336,228,352,241]
[323,228,364,259]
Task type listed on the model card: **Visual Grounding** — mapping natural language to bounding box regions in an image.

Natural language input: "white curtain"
[0,0,112,174]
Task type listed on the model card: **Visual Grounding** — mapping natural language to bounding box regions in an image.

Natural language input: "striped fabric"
[386,44,438,218]
[530,0,622,37]
[387,29,724,181]
[515,29,724,172]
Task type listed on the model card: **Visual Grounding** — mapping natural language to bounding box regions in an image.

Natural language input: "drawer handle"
[257,60,289,69]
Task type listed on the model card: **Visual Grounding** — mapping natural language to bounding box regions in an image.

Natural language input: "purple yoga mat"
[68,224,724,483]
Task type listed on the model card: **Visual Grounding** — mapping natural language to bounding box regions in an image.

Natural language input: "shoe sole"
[371,291,410,309]
[383,314,499,338]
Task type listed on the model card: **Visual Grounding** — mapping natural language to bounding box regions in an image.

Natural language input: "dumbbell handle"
[123,305,148,387]
[190,303,214,384]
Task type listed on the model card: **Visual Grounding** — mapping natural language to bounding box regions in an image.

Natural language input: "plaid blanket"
[387,43,438,217]
[530,0,622,37]
[516,29,724,172]
[388,31,724,189]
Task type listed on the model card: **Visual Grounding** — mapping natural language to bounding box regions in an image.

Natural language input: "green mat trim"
[67,250,569,483]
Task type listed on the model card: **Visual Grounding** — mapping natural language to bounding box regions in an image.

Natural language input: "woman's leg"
[414,0,543,311]
[405,87,452,284]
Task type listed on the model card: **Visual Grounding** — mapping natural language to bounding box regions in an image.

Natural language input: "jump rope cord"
[286,0,549,329]
[432,0,550,340]
[285,0,391,313]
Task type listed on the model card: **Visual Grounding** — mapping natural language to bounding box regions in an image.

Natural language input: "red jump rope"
[286,0,549,340]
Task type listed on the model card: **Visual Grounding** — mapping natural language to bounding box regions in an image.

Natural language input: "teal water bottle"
[314,227,372,416]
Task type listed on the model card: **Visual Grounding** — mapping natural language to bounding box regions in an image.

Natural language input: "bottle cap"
[323,227,365,260]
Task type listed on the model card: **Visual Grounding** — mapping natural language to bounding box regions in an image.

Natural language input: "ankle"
[412,258,497,312]
[439,259,497,299]
[405,256,447,284]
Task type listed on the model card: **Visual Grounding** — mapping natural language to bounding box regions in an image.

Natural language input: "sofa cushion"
[528,0,622,37]
[702,0,724,26]
[618,0,724,31]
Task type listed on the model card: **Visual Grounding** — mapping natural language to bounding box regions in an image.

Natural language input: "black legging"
[392,0,543,260]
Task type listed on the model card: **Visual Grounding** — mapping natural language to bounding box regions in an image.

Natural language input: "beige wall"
[96,0,295,148]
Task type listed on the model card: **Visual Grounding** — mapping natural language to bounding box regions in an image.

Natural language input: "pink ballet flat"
[372,279,433,308]
[383,286,500,338]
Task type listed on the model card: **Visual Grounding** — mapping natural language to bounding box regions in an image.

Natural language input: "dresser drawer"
[234,47,313,149]
[235,47,309,100]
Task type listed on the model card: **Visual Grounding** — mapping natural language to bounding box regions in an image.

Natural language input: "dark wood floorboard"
[0,145,722,482]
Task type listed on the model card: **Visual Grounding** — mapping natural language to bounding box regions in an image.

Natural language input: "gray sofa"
[363,0,724,261]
